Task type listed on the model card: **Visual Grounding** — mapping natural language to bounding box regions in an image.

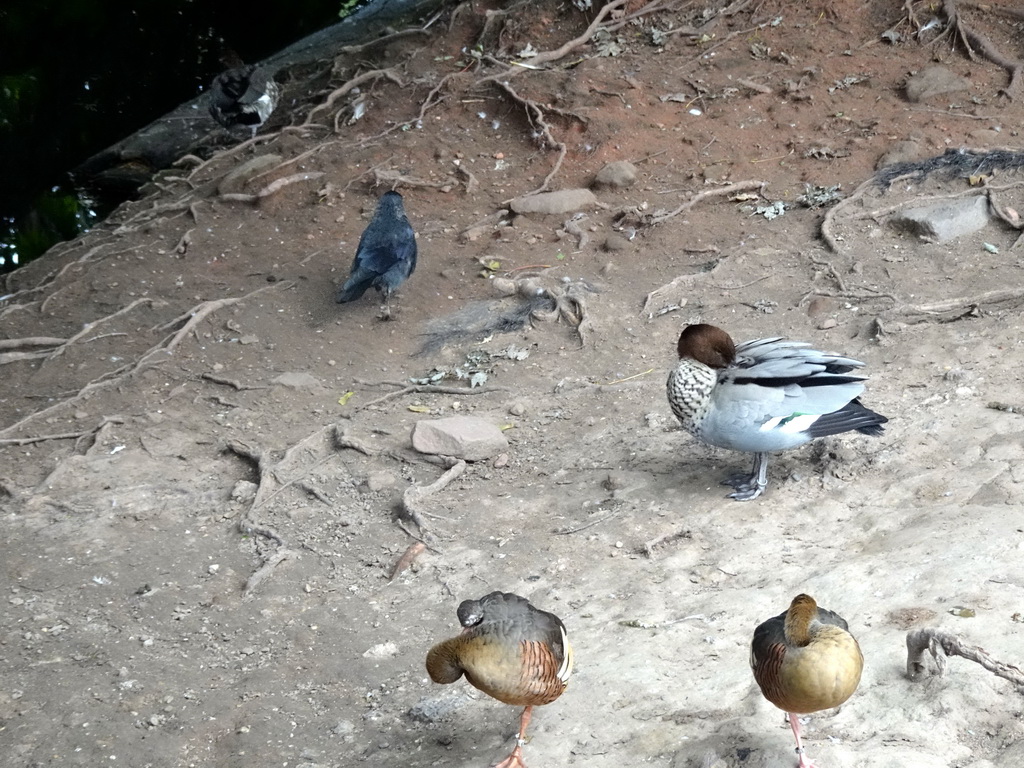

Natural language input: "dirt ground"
[3,1,1024,767]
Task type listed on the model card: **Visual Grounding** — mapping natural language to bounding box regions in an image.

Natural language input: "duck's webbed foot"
[721,452,769,501]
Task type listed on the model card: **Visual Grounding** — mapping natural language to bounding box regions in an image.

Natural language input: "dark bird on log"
[208,57,279,137]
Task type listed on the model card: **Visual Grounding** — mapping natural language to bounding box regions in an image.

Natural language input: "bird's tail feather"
[336,274,374,303]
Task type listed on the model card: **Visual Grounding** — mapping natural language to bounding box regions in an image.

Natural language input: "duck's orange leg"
[493,706,533,768]
[788,712,819,768]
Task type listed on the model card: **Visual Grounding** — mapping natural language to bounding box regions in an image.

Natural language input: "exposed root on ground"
[907,627,1024,692]
[146,282,293,362]
[218,171,325,203]
[352,380,510,411]
[890,288,1024,322]
[397,459,466,547]
[225,439,299,600]
[619,180,767,228]
[491,79,570,195]
[301,67,405,129]
[489,273,596,345]
[0,416,124,448]
[932,0,1023,99]
[0,283,291,438]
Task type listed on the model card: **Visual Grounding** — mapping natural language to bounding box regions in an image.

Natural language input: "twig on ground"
[492,79,569,195]
[389,541,427,581]
[477,0,627,85]
[649,180,767,225]
[643,528,693,558]
[353,382,509,411]
[553,509,621,535]
[0,415,125,447]
[371,168,455,190]
[398,460,467,543]
[906,627,1024,692]
[334,426,377,456]
[301,67,404,129]
[988,401,1024,414]
[892,288,1024,321]
[242,548,298,601]
[297,480,332,506]
[200,373,268,390]
[147,282,292,362]
[821,174,878,251]
[218,172,325,203]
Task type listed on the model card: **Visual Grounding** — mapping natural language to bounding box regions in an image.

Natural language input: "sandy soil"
[3,1,1024,767]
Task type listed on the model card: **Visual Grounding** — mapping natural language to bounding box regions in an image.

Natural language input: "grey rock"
[217,154,283,195]
[603,233,632,252]
[406,691,473,723]
[230,480,258,503]
[904,66,971,102]
[889,194,991,242]
[411,416,508,461]
[272,371,321,389]
[509,189,598,215]
[875,139,922,169]
[592,160,638,189]
[365,472,396,492]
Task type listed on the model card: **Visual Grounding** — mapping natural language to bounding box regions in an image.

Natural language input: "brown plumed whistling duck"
[750,594,863,768]
[426,591,573,768]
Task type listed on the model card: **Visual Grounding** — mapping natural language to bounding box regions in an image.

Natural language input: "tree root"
[0,416,124,448]
[241,548,298,602]
[300,67,405,129]
[352,380,509,411]
[906,627,1024,692]
[890,288,1024,322]
[936,0,1023,99]
[397,459,466,546]
[218,172,325,204]
[491,79,569,195]
[646,180,767,226]
[0,282,291,438]
[145,282,292,363]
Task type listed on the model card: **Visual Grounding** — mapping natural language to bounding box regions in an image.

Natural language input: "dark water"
[0,0,348,273]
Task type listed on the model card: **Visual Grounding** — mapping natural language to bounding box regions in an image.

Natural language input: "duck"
[750,594,863,768]
[426,591,573,768]
[208,56,280,137]
[666,323,888,500]
[337,191,417,320]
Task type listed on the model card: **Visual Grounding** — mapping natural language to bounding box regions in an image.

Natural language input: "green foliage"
[338,0,364,19]
[0,191,96,272]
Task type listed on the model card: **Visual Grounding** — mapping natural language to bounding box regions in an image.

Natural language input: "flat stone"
[272,371,321,389]
[888,194,991,243]
[411,416,508,461]
[407,691,473,724]
[509,189,598,215]
[876,139,923,169]
[362,641,399,659]
[603,233,632,252]
[592,160,638,189]
[218,154,282,195]
[365,472,396,492]
[904,66,970,103]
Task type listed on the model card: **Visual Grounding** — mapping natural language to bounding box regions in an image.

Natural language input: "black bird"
[208,62,280,137]
[337,191,417,319]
